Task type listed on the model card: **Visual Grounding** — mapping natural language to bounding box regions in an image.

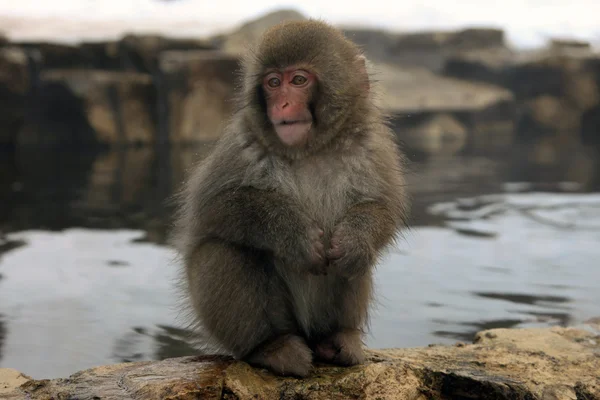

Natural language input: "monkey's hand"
[326,222,375,279]
[326,200,402,278]
[296,224,328,275]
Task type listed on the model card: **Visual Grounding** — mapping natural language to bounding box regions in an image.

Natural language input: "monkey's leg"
[186,240,312,377]
[245,333,313,377]
[310,277,373,366]
[315,200,402,364]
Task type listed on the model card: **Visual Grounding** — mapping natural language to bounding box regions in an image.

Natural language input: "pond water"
[0,144,599,379]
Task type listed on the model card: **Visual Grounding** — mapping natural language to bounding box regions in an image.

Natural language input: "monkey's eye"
[291,75,307,85]
[267,77,281,88]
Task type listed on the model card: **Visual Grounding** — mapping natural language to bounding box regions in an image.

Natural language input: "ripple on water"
[369,192,600,348]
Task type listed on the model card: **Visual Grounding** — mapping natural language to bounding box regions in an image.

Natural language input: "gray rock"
[444,47,600,155]
[399,113,468,156]
[342,28,398,63]
[14,36,215,73]
[582,105,600,149]
[344,27,507,72]
[216,9,307,55]
[0,47,30,146]
[14,42,90,69]
[550,38,592,52]
[443,48,517,87]
[377,64,516,154]
[117,34,215,73]
[378,63,514,113]
[160,50,240,143]
[17,70,157,147]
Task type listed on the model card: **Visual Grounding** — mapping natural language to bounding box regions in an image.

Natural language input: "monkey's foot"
[245,334,313,377]
[313,330,365,366]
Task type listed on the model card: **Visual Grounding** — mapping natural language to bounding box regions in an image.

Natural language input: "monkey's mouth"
[277,119,311,126]
[273,120,313,147]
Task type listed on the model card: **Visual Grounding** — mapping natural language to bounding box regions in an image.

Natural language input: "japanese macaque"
[171,19,409,377]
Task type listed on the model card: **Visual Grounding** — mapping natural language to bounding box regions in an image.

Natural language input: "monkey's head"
[239,20,373,158]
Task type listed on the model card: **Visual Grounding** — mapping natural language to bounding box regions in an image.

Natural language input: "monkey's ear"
[356,55,370,93]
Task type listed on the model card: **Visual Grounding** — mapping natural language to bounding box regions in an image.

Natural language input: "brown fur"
[171,19,409,378]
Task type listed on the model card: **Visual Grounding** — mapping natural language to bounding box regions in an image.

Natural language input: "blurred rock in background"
[0,46,30,147]
[0,8,598,160]
[214,9,306,55]
[160,50,239,143]
[18,70,157,148]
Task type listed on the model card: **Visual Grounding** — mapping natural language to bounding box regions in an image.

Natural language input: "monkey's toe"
[335,344,365,366]
[313,330,365,366]
[246,334,313,377]
[326,242,345,260]
[314,340,339,362]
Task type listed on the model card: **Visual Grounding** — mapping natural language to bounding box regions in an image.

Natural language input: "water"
[0,144,599,379]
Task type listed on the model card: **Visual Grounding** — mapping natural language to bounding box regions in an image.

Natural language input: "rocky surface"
[443,46,600,156]
[342,29,398,65]
[17,70,157,147]
[378,64,516,154]
[1,322,599,399]
[14,41,97,70]
[0,369,30,400]
[160,50,240,142]
[0,8,599,156]
[583,105,600,149]
[118,34,215,74]
[398,113,468,156]
[445,49,599,100]
[551,39,593,52]
[346,27,507,72]
[12,35,215,72]
[378,64,514,113]
[0,47,30,146]
[442,48,519,88]
[444,50,600,110]
[215,9,306,55]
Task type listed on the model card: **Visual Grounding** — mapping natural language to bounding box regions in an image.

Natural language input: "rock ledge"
[1,321,599,399]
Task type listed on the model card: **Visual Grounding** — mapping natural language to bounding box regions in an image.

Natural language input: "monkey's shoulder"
[204,127,400,195]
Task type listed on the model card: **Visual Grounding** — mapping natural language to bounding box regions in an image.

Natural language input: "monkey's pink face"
[263,68,316,147]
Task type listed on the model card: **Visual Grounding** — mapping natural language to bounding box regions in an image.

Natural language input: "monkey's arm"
[326,132,409,278]
[327,198,406,279]
[341,200,404,250]
[198,186,326,272]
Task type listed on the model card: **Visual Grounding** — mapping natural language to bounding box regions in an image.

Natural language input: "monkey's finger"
[313,239,327,258]
[326,245,344,260]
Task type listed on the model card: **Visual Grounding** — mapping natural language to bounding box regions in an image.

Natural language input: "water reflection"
[0,143,216,243]
[432,318,524,342]
[472,292,571,306]
[521,311,572,327]
[111,325,202,364]
[0,239,25,255]
[1,142,599,236]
